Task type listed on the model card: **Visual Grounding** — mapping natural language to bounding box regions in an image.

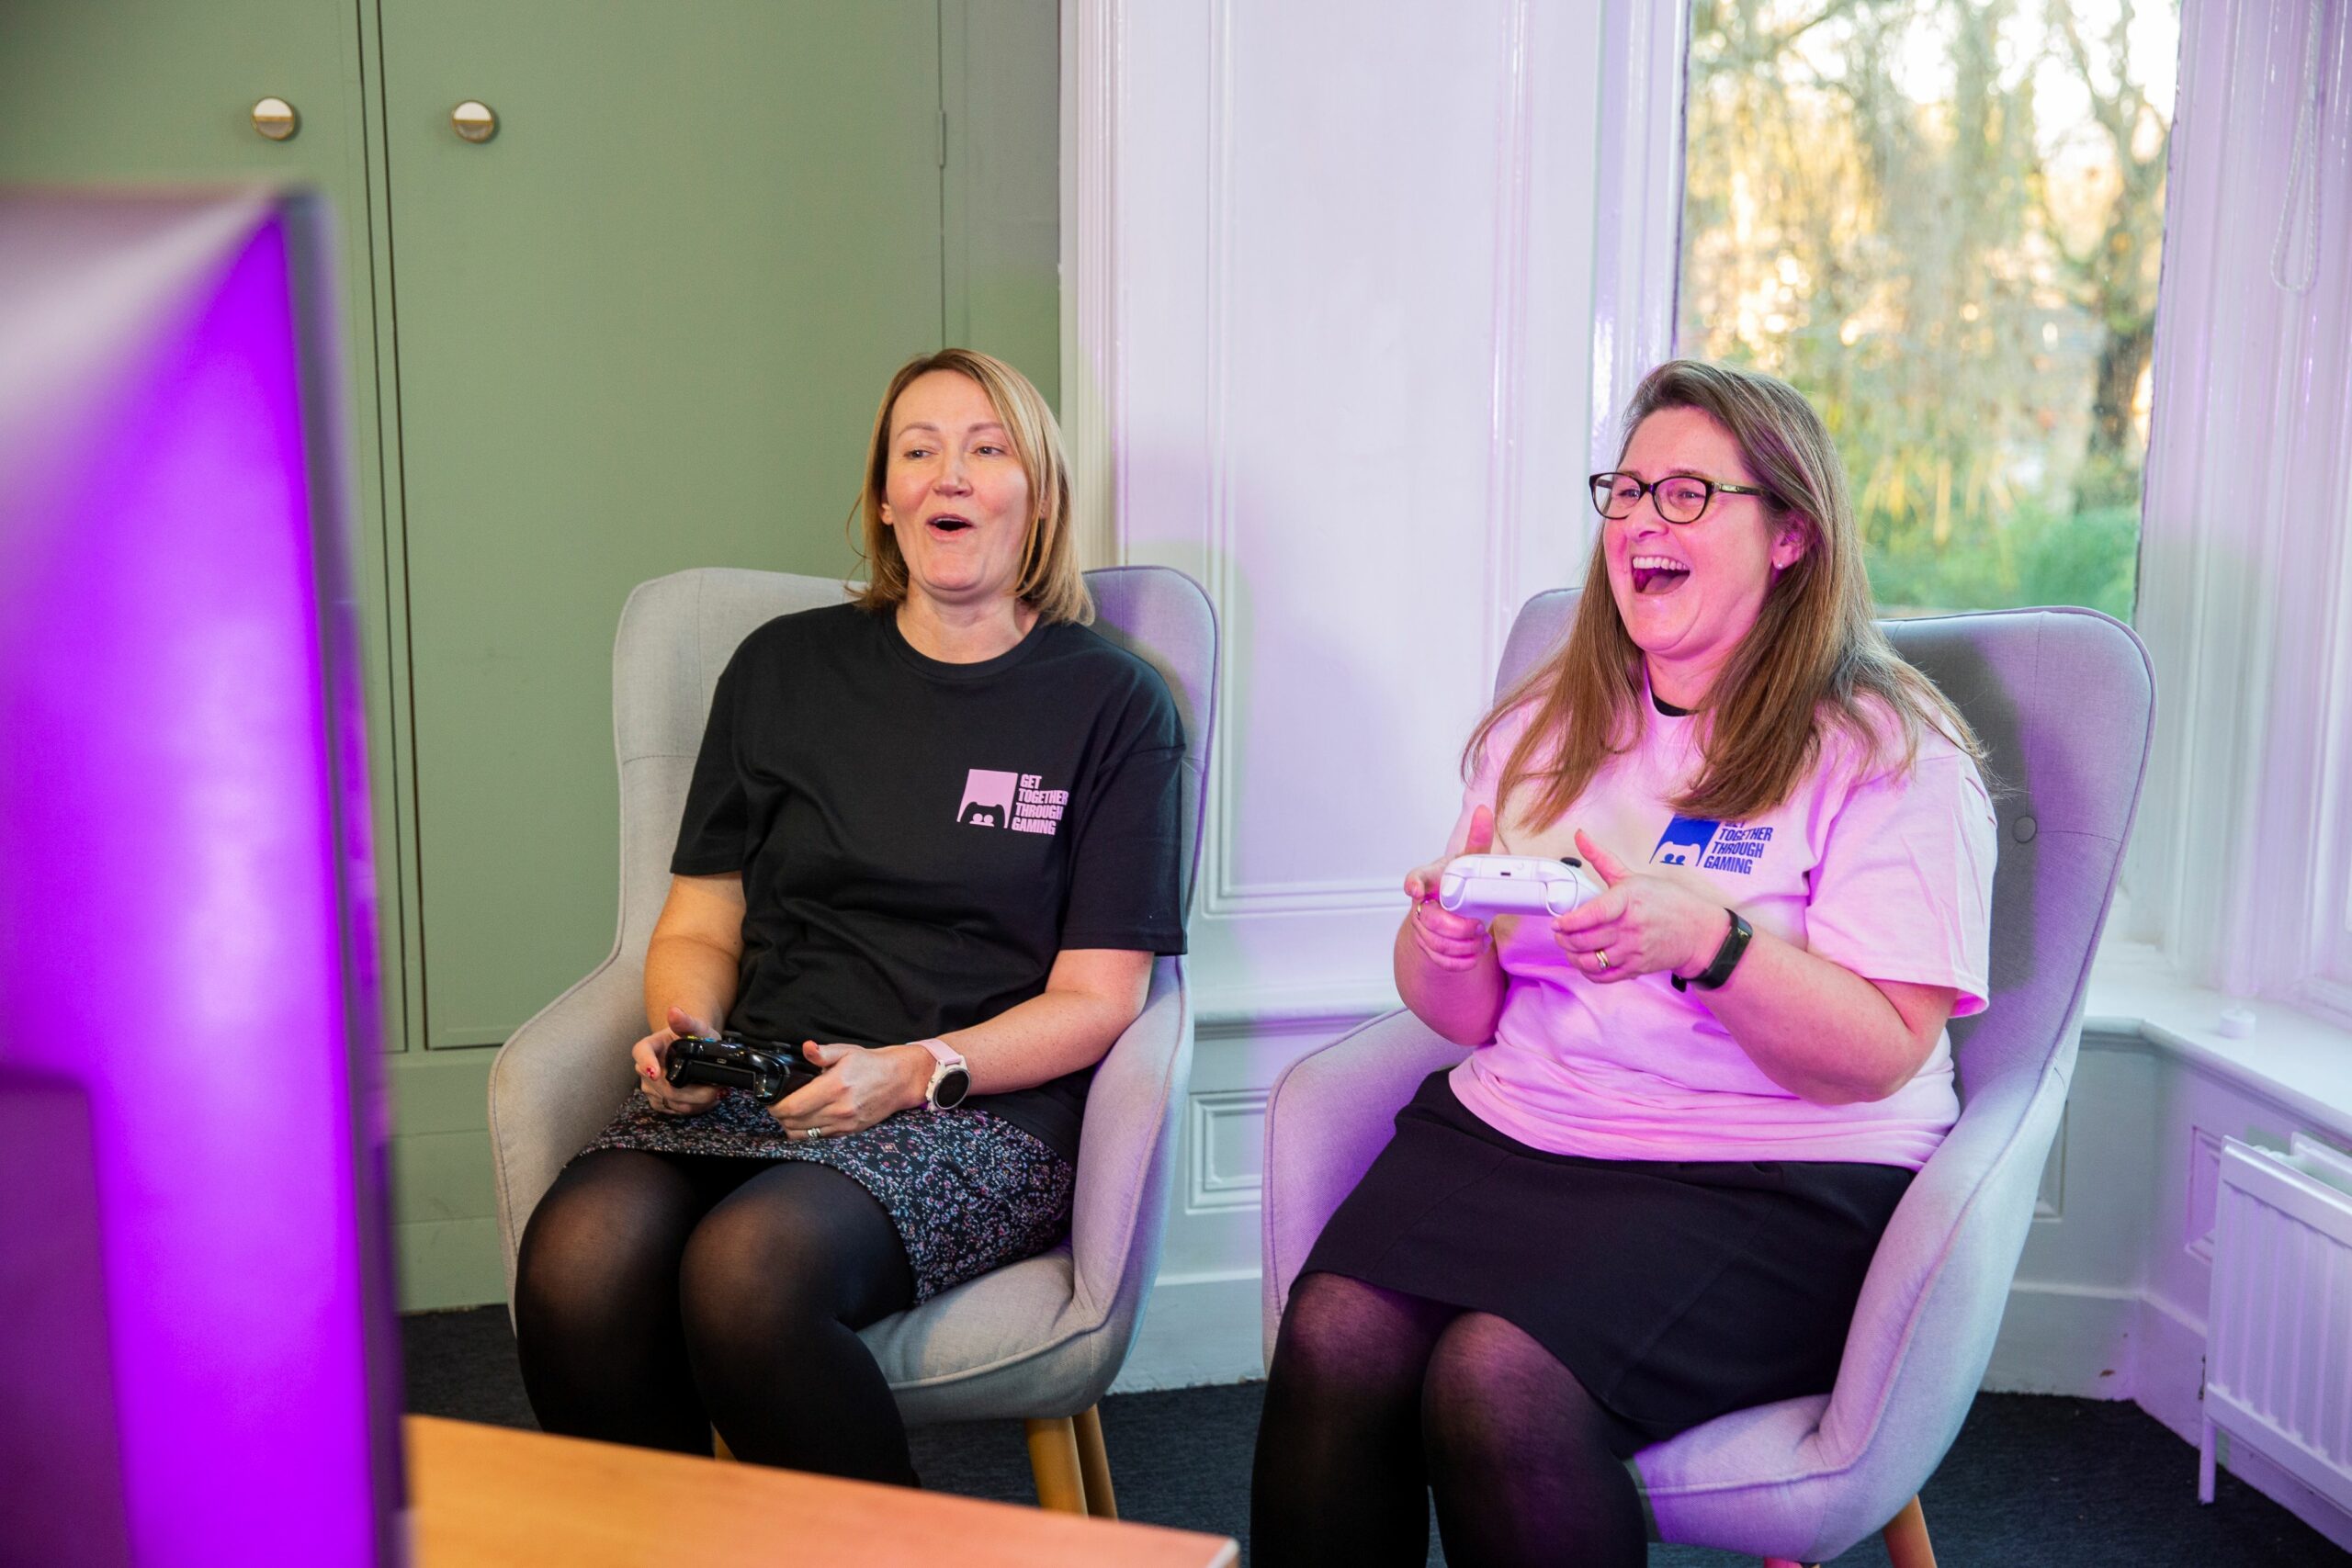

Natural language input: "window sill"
[2084,938,2352,1139]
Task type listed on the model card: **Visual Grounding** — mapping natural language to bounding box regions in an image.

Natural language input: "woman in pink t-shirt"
[1251,361,1997,1568]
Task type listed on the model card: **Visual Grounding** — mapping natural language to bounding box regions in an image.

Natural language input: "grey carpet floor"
[404,1306,2346,1564]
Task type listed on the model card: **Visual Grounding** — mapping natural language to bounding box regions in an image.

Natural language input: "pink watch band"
[911,1037,964,1068]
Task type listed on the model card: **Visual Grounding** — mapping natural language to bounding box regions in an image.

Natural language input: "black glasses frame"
[1588,471,1770,525]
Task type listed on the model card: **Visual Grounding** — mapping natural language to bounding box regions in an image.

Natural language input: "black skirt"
[1302,1070,1914,1446]
[585,1089,1074,1303]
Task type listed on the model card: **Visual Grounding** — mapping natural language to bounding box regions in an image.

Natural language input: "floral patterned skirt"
[584,1088,1075,1303]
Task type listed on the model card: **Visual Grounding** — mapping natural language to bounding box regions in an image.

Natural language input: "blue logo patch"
[1651,817,1720,866]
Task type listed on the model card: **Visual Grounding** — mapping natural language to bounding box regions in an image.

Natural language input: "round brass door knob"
[251,97,299,141]
[451,100,498,143]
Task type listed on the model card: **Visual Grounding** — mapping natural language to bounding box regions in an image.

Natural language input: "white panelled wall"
[1063,0,1624,1385]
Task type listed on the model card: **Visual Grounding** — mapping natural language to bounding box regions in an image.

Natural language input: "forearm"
[851,978,1143,1112]
[944,983,1146,1094]
[1395,914,1508,1046]
[1697,923,1928,1104]
[642,931,741,1034]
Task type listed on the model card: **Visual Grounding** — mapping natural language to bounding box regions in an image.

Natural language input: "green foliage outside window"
[1679,0,2176,619]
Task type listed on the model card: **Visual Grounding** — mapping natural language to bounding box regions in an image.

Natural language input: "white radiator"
[2201,1133,2352,1509]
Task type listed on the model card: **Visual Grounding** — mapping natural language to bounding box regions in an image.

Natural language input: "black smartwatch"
[1672,908,1752,993]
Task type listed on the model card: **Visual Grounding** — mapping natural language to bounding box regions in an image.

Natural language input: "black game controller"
[663,1033,821,1105]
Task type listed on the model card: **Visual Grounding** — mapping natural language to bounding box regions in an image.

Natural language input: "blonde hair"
[850,348,1091,626]
[1467,359,1983,828]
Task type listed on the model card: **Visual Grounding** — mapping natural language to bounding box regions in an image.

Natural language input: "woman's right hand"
[629,1005,724,1115]
[1402,805,1497,973]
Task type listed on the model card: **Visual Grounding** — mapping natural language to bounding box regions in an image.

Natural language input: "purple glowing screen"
[0,192,400,1565]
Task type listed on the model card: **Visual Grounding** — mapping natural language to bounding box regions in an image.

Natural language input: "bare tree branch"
[2052,2,2137,154]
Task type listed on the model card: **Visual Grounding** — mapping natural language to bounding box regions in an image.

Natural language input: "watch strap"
[1672,908,1752,993]
[910,1037,965,1070]
[910,1037,969,1110]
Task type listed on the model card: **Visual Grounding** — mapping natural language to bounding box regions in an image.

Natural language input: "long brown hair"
[850,348,1092,626]
[1466,359,1982,829]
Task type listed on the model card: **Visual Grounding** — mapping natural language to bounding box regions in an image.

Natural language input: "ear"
[878,501,898,530]
[1769,518,1810,571]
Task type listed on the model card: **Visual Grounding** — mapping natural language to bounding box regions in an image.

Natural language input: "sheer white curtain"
[2124,0,2352,1013]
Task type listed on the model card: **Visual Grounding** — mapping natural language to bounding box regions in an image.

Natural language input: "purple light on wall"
[0,193,398,1565]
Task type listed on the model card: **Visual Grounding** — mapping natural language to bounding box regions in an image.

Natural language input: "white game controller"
[1436,853,1601,922]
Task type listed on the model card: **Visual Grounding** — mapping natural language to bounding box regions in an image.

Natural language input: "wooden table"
[405,1416,1239,1568]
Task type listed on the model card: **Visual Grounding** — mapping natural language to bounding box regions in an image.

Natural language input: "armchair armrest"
[1069,956,1192,1325]
[1261,1009,1465,1365]
[487,950,647,1298]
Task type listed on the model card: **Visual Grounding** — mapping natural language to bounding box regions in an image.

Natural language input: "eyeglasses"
[1588,471,1770,525]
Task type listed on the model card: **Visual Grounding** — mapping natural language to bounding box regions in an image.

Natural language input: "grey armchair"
[1261,591,2154,1566]
[489,565,1217,1517]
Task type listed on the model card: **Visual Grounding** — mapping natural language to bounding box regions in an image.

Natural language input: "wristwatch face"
[931,1066,971,1111]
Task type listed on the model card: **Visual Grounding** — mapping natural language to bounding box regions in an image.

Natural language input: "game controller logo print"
[1650,815,1775,874]
[957,768,1069,836]
[957,770,1019,829]
[1651,816,1720,866]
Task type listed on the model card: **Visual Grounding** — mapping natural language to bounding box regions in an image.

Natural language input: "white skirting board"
[1110,1269,1265,1393]
[1980,1281,2141,1398]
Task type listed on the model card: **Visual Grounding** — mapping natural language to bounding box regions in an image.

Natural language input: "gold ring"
[1596,950,1610,969]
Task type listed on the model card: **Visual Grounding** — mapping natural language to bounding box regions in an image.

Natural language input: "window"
[1677,0,2179,620]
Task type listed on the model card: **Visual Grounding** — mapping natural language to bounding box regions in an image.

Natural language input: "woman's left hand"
[1550,830,1733,985]
[767,1042,930,1141]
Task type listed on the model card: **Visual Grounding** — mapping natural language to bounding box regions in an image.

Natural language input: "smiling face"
[1603,405,1808,703]
[877,369,1036,614]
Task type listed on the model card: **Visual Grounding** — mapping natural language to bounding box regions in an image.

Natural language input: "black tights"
[1251,1271,1649,1568]
[513,1147,919,1483]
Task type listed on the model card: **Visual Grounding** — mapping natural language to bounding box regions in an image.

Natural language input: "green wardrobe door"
[0,0,414,1043]
[0,5,379,552]
[0,4,371,327]
[380,3,946,1046]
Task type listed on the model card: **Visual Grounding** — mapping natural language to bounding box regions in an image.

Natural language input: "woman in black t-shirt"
[512,350,1187,1485]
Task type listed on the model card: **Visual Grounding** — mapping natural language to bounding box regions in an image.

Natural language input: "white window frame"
[2125,0,2352,1020]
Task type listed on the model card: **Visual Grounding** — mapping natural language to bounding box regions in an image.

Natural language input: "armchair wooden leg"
[1024,1416,1088,1514]
[1881,1495,1935,1568]
[1072,1404,1118,1519]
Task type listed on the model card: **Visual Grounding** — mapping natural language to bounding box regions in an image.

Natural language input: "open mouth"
[1630,555,1690,596]
[927,513,974,535]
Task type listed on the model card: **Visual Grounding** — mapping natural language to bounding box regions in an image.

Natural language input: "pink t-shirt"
[1443,686,1996,1170]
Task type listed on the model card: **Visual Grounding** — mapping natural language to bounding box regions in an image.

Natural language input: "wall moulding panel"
[1588,0,1690,469]
[1186,1089,1269,1213]
[1057,0,1119,572]
[1072,0,1605,1010]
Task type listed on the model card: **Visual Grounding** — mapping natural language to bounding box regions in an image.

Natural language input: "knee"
[514,1156,686,1331]
[675,1191,826,1346]
[1421,1311,1633,1483]
[1420,1315,1527,1464]
[1269,1272,1416,1396]
[1269,1273,1358,1382]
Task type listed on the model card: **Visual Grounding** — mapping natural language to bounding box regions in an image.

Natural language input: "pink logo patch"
[957,770,1018,828]
[957,768,1067,835]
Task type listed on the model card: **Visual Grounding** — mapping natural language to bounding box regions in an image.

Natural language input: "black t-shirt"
[670,602,1189,1162]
